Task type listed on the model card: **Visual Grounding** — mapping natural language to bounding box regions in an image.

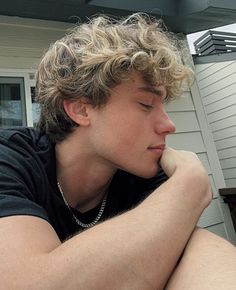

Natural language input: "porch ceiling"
[1,0,236,34]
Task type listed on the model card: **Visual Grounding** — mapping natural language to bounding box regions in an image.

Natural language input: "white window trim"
[0,69,36,126]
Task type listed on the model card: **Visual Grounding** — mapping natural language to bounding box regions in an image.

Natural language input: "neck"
[55,133,116,212]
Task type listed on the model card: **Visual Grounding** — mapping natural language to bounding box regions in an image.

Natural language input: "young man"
[0,13,235,290]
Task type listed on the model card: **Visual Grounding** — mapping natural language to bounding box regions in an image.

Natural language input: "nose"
[154,111,176,136]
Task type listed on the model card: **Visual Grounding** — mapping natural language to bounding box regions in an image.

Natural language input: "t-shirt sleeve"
[0,132,50,222]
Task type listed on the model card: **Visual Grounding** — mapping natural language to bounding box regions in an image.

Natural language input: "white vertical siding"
[195,60,236,188]
[166,87,236,244]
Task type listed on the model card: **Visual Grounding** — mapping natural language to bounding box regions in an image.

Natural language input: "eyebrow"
[138,86,164,98]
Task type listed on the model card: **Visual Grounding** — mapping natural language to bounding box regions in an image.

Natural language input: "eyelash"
[139,103,153,110]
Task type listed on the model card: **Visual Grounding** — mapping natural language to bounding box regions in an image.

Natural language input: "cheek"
[93,108,148,148]
[112,124,149,155]
[103,122,139,154]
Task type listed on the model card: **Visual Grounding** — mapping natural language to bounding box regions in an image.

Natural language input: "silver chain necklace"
[57,182,107,228]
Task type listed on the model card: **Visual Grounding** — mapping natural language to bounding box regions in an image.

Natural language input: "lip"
[147,144,165,156]
[148,144,166,150]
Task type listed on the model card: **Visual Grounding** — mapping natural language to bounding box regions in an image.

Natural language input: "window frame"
[0,69,36,127]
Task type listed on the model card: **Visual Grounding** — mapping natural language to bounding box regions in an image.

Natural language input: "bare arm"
[0,148,212,290]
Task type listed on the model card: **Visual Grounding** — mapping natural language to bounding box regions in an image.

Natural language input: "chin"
[134,166,160,179]
[119,161,160,178]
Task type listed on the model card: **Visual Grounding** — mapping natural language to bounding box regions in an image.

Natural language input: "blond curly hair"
[36,13,193,142]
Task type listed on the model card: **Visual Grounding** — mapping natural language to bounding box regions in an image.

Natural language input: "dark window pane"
[31,86,40,127]
[0,77,25,127]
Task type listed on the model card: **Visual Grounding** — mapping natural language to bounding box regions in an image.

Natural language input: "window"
[31,86,40,127]
[0,77,26,127]
[0,71,41,128]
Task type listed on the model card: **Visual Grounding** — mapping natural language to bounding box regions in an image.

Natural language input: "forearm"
[39,173,210,290]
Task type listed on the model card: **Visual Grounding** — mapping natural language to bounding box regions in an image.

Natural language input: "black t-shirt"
[0,127,167,241]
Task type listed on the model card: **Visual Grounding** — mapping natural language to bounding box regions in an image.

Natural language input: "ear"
[63,99,90,126]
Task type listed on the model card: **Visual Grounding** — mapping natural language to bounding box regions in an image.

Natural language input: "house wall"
[195,60,236,188]
[0,15,235,244]
[0,15,71,69]
[166,88,236,244]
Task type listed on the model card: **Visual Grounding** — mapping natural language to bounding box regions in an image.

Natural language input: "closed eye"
[139,103,153,110]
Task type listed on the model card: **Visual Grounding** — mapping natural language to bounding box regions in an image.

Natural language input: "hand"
[160,147,212,206]
[160,147,202,177]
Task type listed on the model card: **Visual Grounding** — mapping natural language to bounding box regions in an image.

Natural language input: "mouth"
[147,144,165,156]
[148,144,166,150]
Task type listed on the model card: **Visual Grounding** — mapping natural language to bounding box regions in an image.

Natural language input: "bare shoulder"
[0,215,61,253]
[0,215,61,289]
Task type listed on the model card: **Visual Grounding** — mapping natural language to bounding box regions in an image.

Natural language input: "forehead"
[111,72,167,99]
